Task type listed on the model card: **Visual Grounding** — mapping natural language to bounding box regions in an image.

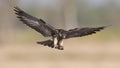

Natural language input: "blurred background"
[0,0,120,68]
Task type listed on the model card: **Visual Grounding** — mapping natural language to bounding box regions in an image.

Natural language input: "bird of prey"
[14,7,107,50]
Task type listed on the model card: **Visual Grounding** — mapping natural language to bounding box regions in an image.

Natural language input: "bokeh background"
[0,0,120,68]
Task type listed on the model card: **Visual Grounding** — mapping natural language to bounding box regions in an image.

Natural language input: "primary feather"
[65,26,107,39]
[14,7,56,37]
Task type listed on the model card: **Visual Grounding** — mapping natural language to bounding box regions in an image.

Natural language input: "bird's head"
[56,29,67,38]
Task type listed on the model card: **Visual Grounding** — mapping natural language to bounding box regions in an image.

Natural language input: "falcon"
[14,7,107,50]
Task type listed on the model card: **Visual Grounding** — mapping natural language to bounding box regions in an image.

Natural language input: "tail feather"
[37,40,54,48]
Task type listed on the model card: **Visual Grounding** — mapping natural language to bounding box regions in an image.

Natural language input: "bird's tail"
[37,40,54,48]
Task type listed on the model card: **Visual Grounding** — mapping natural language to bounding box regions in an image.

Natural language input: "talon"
[51,45,54,48]
[55,46,58,49]
[59,46,64,50]
[55,46,64,50]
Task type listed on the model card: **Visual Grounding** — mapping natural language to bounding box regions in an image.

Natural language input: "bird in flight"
[14,7,107,50]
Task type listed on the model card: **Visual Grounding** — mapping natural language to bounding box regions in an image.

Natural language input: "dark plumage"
[14,7,107,50]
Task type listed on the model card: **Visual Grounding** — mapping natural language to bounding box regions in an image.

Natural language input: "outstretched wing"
[65,26,107,39]
[14,7,56,37]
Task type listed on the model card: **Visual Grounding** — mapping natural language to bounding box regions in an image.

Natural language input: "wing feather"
[65,26,107,39]
[14,7,56,37]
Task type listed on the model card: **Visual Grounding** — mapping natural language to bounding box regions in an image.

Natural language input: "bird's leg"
[55,40,64,50]
[52,37,58,48]
[59,40,64,50]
